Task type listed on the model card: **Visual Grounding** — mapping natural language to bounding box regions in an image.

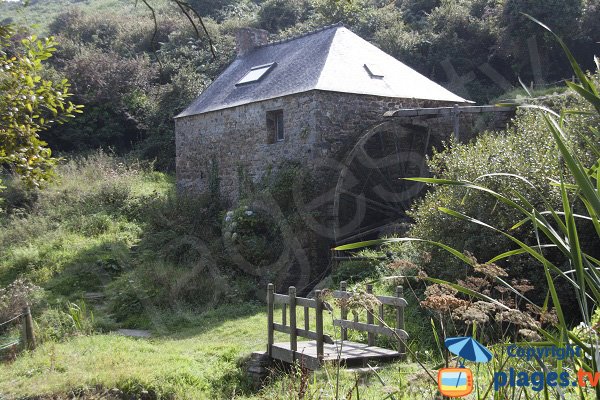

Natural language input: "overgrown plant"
[337,18,600,399]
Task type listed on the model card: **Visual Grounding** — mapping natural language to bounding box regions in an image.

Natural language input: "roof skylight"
[236,63,276,85]
[364,63,384,79]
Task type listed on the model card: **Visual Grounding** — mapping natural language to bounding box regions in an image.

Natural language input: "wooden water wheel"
[333,120,434,245]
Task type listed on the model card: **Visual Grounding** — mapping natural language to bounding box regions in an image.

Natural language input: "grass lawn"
[0,303,421,399]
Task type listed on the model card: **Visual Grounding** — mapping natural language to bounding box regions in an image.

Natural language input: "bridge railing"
[266,284,334,359]
[266,281,408,362]
[333,281,408,358]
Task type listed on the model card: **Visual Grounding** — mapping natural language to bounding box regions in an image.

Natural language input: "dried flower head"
[476,262,508,279]
[497,309,540,329]
[335,291,381,315]
[518,329,542,341]
[511,279,535,294]
[458,276,487,291]
[453,304,490,324]
[387,259,419,274]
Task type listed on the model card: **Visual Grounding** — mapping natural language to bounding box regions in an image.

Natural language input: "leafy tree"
[258,0,310,33]
[0,25,82,191]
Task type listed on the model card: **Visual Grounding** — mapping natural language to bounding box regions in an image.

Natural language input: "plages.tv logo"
[438,336,493,398]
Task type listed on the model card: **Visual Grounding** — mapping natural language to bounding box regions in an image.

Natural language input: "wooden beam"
[384,105,515,118]
[332,291,407,308]
[396,286,406,359]
[366,284,375,346]
[273,293,289,305]
[340,281,348,341]
[289,287,297,352]
[315,290,324,360]
[267,283,274,356]
[274,293,317,308]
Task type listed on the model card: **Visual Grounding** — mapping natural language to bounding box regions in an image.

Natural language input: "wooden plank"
[340,281,348,341]
[315,290,324,359]
[332,291,407,308]
[267,283,274,356]
[333,319,408,340]
[273,293,289,305]
[396,286,406,358]
[296,297,317,308]
[366,284,375,346]
[384,105,514,118]
[376,295,408,308]
[272,341,402,370]
[289,287,297,352]
[282,304,287,326]
[270,345,294,364]
[304,307,309,332]
[276,293,316,308]
[272,323,334,344]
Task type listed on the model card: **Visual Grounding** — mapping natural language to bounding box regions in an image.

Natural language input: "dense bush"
[3,0,597,172]
[403,89,599,311]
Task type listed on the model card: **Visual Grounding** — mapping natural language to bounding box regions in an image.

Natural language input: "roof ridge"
[257,22,344,49]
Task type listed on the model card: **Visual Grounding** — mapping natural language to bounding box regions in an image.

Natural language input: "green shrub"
[331,260,379,284]
[258,0,310,32]
[406,90,599,308]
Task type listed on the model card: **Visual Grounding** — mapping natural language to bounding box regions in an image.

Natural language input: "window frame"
[236,63,277,86]
[266,109,284,143]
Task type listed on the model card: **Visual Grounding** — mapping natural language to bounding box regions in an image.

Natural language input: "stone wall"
[175,90,461,201]
[175,91,321,199]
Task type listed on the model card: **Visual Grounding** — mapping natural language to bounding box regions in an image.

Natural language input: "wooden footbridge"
[266,282,408,370]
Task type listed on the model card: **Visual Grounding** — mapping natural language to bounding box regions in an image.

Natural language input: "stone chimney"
[236,28,269,56]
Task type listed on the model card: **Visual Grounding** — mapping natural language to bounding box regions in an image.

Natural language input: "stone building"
[175,24,469,204]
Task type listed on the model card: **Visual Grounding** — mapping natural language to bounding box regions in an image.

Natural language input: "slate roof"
[176,24,469,118]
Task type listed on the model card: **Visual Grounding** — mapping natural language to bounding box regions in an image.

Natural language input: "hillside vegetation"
[2,0,599,169]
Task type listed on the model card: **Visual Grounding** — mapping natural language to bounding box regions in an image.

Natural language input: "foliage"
[0,278,43,327]
[257,0,309,33]
[2,0,599,170]
[338,21,600,399]
[402,92,598,310]
[0,26,82,187]
[331,260,379,285]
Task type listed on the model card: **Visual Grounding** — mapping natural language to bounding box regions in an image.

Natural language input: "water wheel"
[333,120,434,244]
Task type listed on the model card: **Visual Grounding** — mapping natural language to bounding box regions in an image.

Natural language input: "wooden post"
[453,104,460,142]
[22,306,35,350]
[396,286,405,358]
[282,304,287,326]
[378,304,384,328]
[267,284,274,356]
[366,284,375,346]
[289,286,297,352]
[340,281,348,341]
[304,307,309,332]
[315,290,324,360]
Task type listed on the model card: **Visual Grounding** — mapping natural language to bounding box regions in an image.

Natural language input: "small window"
[364,63,384,79]
[236,63,276,86]
[266,110,284,143]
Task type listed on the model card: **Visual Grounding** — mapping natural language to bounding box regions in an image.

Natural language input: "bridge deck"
[270,340,401,370]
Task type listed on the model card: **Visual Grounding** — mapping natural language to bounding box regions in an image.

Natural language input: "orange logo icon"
[438,367,474,398]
